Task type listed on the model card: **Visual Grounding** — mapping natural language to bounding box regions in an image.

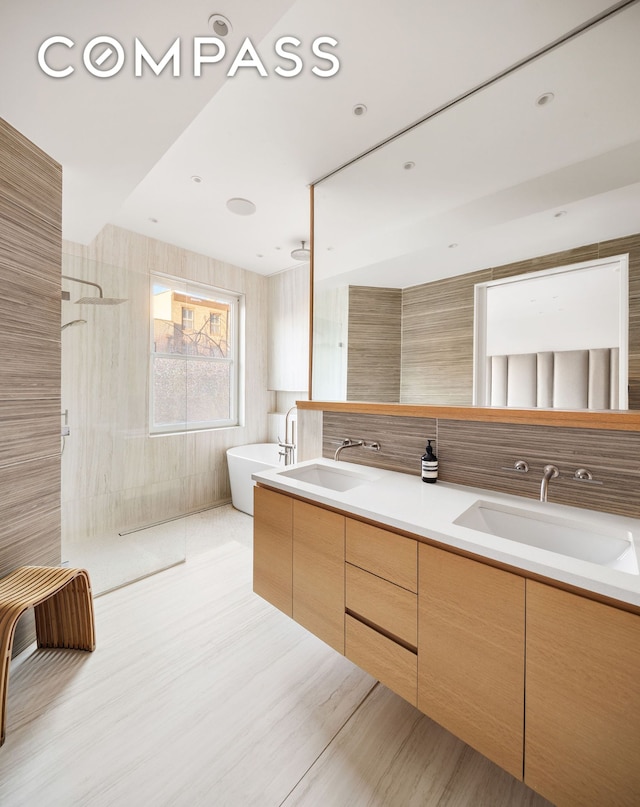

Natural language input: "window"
[181,307,194,331]
[151,273,242,432]
[209,312,221,337]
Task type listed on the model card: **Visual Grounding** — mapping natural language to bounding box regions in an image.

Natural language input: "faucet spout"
[540,464,560,502]
[334,439,364,461]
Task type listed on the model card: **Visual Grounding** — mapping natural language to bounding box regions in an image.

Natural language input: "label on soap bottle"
[421,458,438,483]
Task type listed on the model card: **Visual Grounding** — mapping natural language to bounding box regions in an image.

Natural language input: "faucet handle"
[573,468,603,485]
[501,460,529,473]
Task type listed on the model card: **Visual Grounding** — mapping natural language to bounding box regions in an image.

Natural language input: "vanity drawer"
[346,519,417,592]
[346,615,417,706]
[346,563,417,647]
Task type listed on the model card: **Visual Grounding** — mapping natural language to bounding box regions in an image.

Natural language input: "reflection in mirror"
[474,256,629,409]
[312,4,640,409]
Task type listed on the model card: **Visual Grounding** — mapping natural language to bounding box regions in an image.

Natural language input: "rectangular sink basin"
[454,500,638,574]
[278,463,372,492]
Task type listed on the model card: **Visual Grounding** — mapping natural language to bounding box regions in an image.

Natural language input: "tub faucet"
[278,405,297,466]
[540,464,559,502]
[334,439,364,461]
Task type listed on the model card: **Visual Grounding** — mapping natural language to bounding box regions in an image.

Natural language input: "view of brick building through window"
[151,280,238,431]
[153,290,230,357]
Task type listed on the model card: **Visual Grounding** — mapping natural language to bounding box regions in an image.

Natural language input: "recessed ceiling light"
[208,14,232,37]
[226,197,256,216]
[536,92,555,107]
[191,175,203,183]
[554,210,567,218]
[275,246,281,251]
[149,217,158,223]
[448,243,458,249]
[353,104,367,116]
[256,253,264,258]
[403,161,415,170]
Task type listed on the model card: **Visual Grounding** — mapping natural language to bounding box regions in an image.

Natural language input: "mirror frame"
[307,186,640,432]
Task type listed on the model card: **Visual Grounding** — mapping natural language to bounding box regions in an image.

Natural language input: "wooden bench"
[0,566,96,746]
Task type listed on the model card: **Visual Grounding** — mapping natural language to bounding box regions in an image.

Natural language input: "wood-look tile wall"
[322,412,436,475]
[321,411,640,518]
[400,233,640,406]
[62,225,273,571]
[347,286,401,402]
[436,420,640,517]
[0,118,62,654]
[401,269,490,405]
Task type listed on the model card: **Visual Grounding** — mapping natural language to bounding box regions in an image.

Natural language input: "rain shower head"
[62,274,128,306]
[75,296,127,306]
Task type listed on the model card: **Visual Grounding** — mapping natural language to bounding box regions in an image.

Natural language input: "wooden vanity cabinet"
[345,520,418,705]
[255,487,640,803]
[418,543,525,781]
[292,500,345,654]
[253,488,345,653]
[525,580,640,807]
[253,486,293,616]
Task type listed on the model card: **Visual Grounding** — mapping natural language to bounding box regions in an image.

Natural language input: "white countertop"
[253,458,640,608]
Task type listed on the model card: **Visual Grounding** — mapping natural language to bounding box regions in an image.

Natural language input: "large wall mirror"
[312,4,640,411]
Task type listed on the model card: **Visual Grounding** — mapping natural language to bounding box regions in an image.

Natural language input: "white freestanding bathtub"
[226,443,282,516]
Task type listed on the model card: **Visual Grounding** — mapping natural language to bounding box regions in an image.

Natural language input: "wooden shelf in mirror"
[297,400,640,432]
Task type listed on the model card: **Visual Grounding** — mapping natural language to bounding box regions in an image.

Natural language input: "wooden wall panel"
[437,419,640,518]
[401,270,490,405]
[347,286,401,402]
[0,117,62,655]
[323,411,436,475]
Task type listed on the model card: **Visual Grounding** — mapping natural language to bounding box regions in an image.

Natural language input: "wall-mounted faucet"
[334,438,364,461]
[540,464,559,502]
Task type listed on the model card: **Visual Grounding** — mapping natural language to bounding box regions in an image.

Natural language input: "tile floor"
[1,506,552,806]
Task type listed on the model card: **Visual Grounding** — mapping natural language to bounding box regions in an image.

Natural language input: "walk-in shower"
[60,254,186,595]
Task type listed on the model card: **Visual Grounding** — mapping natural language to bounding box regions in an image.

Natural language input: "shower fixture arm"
[62,274,105,298]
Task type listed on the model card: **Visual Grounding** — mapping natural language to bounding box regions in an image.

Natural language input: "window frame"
[150,272,243,434]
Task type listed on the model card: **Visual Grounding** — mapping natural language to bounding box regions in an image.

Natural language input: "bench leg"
[34,572,96,651]
[0,617,20,746]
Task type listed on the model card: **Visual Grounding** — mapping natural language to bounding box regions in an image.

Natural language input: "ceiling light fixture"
[291,240,311,262]
[536,92,555,107]
[353,104,367,116]
[226,197,256,215]
[554,210,568,218]
[448,243,458,249]
[191,175,203,183]
[149,217,158,223]
[403,161,415,170]
[208,14,232,37]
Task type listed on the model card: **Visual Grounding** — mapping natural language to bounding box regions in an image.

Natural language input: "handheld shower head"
[61,319,87,331]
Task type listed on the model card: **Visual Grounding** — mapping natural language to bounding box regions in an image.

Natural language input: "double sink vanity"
[252,457,640,807]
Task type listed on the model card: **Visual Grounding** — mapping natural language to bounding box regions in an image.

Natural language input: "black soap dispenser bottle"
[421,439,438,483]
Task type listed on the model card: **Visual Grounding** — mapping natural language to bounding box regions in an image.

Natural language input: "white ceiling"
[315,1,640,287]
[1,0,637,279]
